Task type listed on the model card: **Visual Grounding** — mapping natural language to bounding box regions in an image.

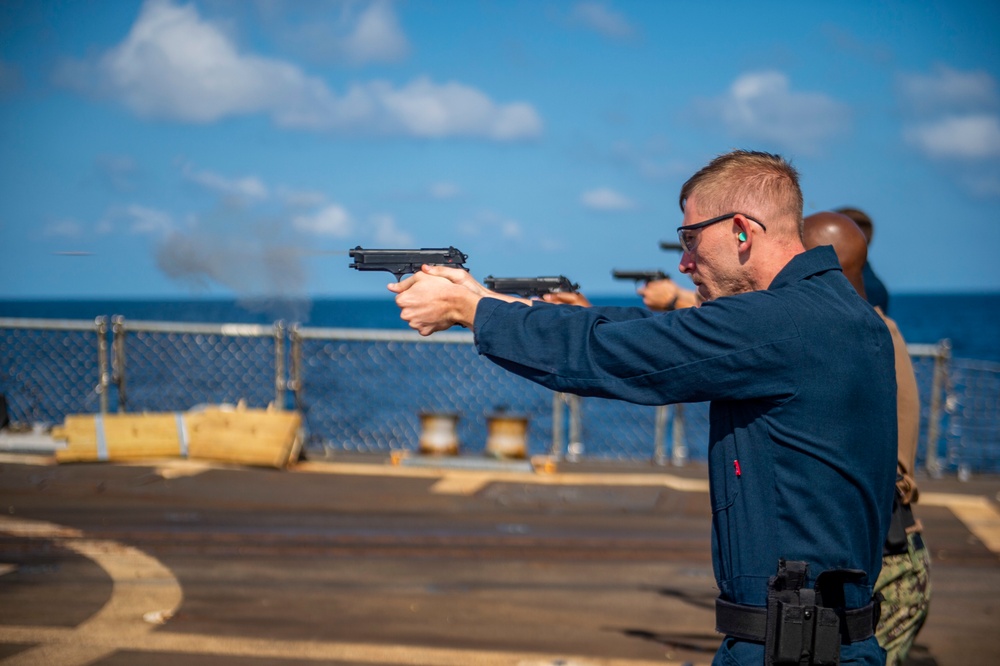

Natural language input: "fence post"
[95,316,109,414]
[567,394,583,460]
[273,320,286,410]
[671,403,688,466]
[925,338,951,479]
[654,405,668,465]
[111,316,128,413]
[289,325,303,414]
[551,392,565,458]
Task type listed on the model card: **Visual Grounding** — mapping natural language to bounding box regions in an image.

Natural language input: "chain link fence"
[943,357,1000,478]
[289,328,561,456]
[109,317,286,414]
[1,316,997,475]
[0,317,109,426]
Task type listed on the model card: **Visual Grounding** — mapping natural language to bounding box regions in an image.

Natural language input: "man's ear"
[734,215,752,247]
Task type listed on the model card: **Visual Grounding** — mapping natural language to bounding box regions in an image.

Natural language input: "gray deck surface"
[1,452,998,665]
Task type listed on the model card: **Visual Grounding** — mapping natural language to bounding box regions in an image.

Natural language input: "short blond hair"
[680,150,803,236]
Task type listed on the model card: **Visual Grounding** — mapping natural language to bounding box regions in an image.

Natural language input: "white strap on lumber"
[175,413,189,458]
[95,414,108,461]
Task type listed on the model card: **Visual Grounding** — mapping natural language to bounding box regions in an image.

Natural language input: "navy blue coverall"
[472,246,897,665]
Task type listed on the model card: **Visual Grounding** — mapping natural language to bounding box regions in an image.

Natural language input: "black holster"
[715,560,878,666]
[764,561,842,666]
[884,490,916,555]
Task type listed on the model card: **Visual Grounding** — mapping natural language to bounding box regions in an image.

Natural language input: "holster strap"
[884,498,916,555]
[715,597,876,644]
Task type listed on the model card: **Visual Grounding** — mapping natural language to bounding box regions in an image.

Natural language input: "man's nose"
[678,252,694,275]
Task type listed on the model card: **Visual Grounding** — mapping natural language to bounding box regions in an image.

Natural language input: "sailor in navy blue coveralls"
[471,246,897,665]
[390,151,898,664]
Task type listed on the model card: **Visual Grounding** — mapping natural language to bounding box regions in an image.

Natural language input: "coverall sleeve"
[473,294,801,406]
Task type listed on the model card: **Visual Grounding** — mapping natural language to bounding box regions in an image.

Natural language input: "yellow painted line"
[921,492,1000,555]
[295,460,710,495]
[0,624,697,666]
[295,459,482,479]
[430,475,497,494]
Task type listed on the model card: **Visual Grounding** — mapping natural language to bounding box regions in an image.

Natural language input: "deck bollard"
[486,412,529,459]
[418,412,460,455]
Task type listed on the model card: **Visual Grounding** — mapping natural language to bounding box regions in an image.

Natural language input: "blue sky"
[1,0,999,299]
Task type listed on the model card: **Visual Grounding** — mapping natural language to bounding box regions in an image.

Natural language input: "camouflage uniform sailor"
[873,310,931,665]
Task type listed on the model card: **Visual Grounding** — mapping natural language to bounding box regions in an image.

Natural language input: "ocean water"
[1,292,998,362]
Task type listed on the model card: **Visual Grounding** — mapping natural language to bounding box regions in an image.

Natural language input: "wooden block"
[55,413,181,462]
[186,408,301,469]
[54,408,301,468]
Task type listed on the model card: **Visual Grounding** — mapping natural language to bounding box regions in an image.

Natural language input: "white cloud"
[182,163,269,202]
[581,187,636,211]
[261,0,409,66]
[897,66,1000,172]
[499,220,523,240]
[44,219,84,238]
[55,0,303,123]
[340,0,410,65]
[371,213,413,245]
[904,115,1000,159]
[429,181,460,199]
[278,187,327,209]
[609,139,692,182]
[571,2,636,40]
[458,210,524,240]
[702,71,850,154]
[293,204,353,236]
[55,0,541,140]
[99,204,175,236]
[95,154,139,192]
[897,65,1000,115]
[964,172,1000,197]
[359,77,542,140]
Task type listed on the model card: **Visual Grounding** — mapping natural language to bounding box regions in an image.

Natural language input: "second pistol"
[611,269,669,284]
[484,275,580,298]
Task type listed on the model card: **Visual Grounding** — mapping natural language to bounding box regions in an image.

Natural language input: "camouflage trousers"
[874,532,931,666]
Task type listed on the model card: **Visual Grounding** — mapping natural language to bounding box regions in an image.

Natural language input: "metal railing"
[287,326,642,460]
[2,316,995,476]
[109,316,286,414]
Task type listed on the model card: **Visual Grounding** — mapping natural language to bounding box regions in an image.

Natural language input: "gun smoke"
[155,229,313,322]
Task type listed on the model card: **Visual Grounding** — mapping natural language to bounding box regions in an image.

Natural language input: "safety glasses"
[676,212,766,253]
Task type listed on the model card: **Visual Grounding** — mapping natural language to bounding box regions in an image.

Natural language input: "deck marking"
[297,461,711,495]
[0,514,703,665]
[922,492,1000,555]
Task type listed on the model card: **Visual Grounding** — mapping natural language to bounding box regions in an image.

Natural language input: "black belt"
[715,597,877,644]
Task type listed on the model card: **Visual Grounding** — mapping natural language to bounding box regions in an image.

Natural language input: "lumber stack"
[52,405,302,469]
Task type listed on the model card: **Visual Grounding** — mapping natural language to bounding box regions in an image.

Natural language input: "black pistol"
[659,241,684,252]
[348,246,469,281]
[484,275,580,298]
[611,269,669,284]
